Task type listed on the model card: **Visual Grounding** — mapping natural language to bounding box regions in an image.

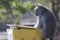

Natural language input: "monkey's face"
[34,5,46,16]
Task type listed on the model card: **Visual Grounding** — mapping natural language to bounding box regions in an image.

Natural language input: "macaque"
[34,4,57,40]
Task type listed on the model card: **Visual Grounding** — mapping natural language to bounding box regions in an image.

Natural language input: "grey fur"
[34,4,57,40]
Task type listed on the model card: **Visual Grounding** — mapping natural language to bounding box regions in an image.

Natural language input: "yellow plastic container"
[7,27,42,40]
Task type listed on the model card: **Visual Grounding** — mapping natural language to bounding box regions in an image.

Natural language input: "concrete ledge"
[0,32,7,40]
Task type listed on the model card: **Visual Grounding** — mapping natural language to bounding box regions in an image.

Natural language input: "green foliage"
[23,1,32,10]
[1,0,54,24]
[0,0,36,24]
[45,38,50,40]
[23,1,36,11]
[37,0,47,5]
[45,0,58,4]
[31,5,36,11]
[18,6,27,14]
[0,0,23,23]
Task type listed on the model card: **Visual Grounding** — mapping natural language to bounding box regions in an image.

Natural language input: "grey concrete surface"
[0,32,7,40]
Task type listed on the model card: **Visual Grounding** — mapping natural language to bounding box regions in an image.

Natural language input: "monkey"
[34,4,57,40]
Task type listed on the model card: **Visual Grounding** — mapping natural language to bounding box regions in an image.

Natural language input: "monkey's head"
[34,4,48,16]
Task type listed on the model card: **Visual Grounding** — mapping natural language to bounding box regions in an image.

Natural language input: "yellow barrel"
[7,27,42,40]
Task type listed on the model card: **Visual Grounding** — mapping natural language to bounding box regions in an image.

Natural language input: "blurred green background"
[0,0,60,24]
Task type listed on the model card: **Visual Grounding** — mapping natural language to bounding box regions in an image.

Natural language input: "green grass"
[45,38,50,40]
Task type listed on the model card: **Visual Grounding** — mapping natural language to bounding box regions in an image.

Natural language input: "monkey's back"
[39,11,57,37]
